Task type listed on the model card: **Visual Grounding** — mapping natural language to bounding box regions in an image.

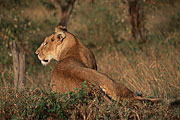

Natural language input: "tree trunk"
[49,0,76,26]
[19,46,26,88]
[52,0,76,26]
[11,41,26,90]
[127,0,145,43]
[59,2,74,26]
[87,0,94,3]
[12,42,19,90]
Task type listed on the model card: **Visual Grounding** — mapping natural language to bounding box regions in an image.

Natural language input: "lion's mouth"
[41,59,50,66]
[43,60,49,62]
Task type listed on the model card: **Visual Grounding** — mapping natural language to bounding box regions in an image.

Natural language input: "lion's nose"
[35,50,39,54]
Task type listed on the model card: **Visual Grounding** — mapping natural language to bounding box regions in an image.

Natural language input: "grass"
[96,42,180,99]
[0,0,180,119]
[0,84,180,119]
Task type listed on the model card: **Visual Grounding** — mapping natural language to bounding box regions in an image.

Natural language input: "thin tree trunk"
[87,0,94,3]
[50,0,76,26]
[19,46,25,88]
[11,41,26,90]
[59,3,74,26]
[127,0,145,43]
[12,42,19,90]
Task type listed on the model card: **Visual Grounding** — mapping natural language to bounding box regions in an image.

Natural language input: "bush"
[0,84,180,119]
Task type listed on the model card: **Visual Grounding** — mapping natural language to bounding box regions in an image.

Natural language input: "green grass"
[0,85,180,119]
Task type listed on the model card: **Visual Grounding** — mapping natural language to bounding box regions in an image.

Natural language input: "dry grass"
[96,45,180,99]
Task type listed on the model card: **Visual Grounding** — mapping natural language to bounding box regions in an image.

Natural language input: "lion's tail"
[134,96,162,102]
[134,95,180,106]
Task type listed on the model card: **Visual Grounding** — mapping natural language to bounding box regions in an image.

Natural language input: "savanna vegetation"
[0,0,180,119]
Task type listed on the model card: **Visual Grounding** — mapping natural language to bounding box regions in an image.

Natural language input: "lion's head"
[36,26,97,70]
[35,28,66,65]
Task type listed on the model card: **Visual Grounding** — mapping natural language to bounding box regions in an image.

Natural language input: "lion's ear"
[55,26,67,32]
[56,31,66,42]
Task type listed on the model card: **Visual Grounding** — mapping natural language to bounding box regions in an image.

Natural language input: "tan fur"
[36,26,138,100]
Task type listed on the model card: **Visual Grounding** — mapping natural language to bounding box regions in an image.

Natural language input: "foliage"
[0,85,180,119]
[0,12,28,64]
[70,1,131,47]
[40,0,56,10]
[0,0,58,86]
[0,0,30,9]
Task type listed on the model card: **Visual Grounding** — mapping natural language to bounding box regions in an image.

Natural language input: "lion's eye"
[57,34,61,39]
[44,42,47,46]
[51,38,54,42]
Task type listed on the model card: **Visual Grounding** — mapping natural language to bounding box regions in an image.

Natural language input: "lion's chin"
[41,60,50,66]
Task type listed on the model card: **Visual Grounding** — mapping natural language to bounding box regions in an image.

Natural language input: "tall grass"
[96,43,180,99]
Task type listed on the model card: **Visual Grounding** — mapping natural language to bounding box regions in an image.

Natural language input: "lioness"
[35,26,137,100]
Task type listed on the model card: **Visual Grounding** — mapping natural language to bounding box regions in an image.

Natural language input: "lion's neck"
[56,35,96,69]
[57,38,80,61]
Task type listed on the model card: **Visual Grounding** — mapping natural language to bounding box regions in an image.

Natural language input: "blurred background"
[0,0,180,99]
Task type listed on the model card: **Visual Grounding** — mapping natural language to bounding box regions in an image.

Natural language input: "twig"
[135,111,140,120]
